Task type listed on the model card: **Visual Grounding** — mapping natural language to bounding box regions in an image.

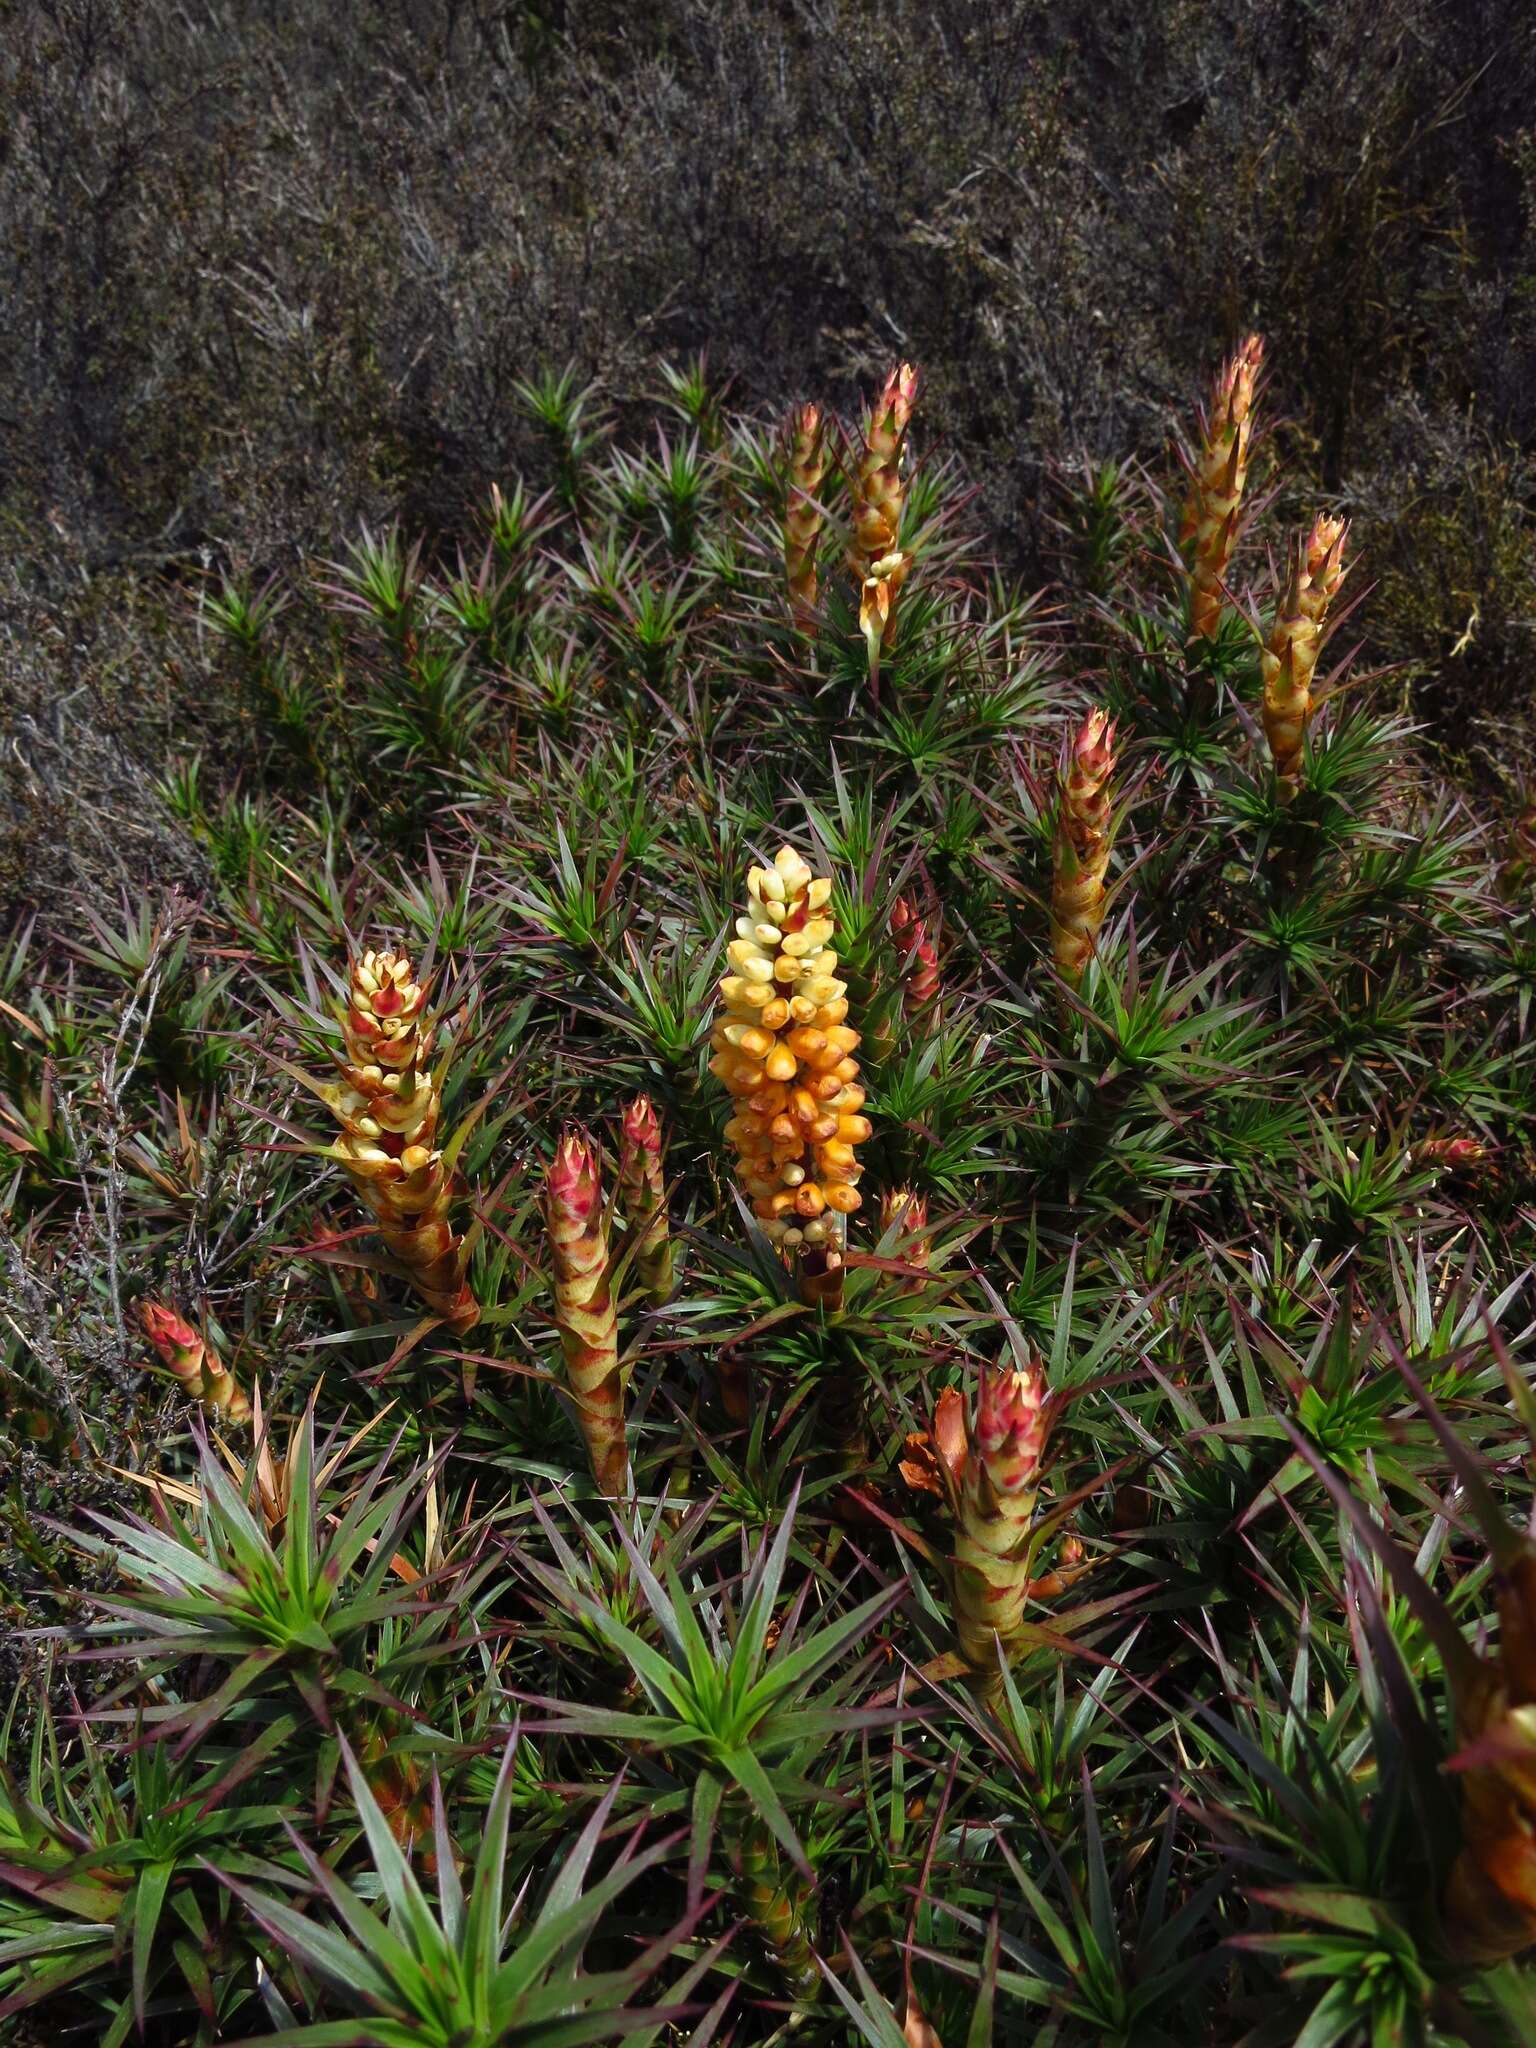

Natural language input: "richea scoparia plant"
[7,335,1536,2048]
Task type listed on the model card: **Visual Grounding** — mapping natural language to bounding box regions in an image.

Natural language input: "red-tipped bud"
[877,362,920,442]
[891,898,941,1013]
[974,1362,1046,1491]
[850,363,921,651]
[1262,513,1350,801]
[1418,1135,1491,1177]
[1182,334,1265,640]
[785,403,832,628]
[140,1301,207,1390]
[548,1130,603,1231]
[621,1094,662,1160]
[1068,707,1117,791]
[618,1095,675,1306]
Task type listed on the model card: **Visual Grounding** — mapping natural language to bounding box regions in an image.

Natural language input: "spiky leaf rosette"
[1181,332,1264,640]
[1261,511,1349,801]
[320,947,479,1333]
[220,1737,693,2047]
[713,845,870,1304]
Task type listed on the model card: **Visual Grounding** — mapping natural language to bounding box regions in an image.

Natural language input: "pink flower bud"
[139,1301,206,1384]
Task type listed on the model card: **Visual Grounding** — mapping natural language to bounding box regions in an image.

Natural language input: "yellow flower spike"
[318,947,480,1336]
[714,847,870,1308]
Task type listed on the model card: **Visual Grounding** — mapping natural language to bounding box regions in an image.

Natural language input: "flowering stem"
[546,1130,630,1498]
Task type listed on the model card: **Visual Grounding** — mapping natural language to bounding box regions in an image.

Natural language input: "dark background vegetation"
[4,0,1535,925]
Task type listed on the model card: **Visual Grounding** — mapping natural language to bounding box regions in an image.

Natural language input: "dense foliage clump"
[6,337,1536,2044]
[5,0,1536,927]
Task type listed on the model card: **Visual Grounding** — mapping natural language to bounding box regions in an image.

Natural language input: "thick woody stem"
[1050,709,1118,983]
[546,1131,630,1497]
[735,1814,820,1997]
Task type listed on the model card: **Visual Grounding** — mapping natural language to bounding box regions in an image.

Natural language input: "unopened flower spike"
[618,1093,675,1306]
[1262,512,1348,802]
[879,1186,931,1295]
[712,845,871,1312]
[139,1301,250,1424]
[784,402,830,631]
[1050,708,1119,983]
[546,1129,630,1498]
[946,1358,1049,1700]
[849,362,919,664]
[315,948,480,1337]
[891,896,940,1013]
[1181,333,1264,641]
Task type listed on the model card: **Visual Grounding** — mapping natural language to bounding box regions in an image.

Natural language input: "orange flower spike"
[320,947,479,1336]
[714,845,869,1308]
